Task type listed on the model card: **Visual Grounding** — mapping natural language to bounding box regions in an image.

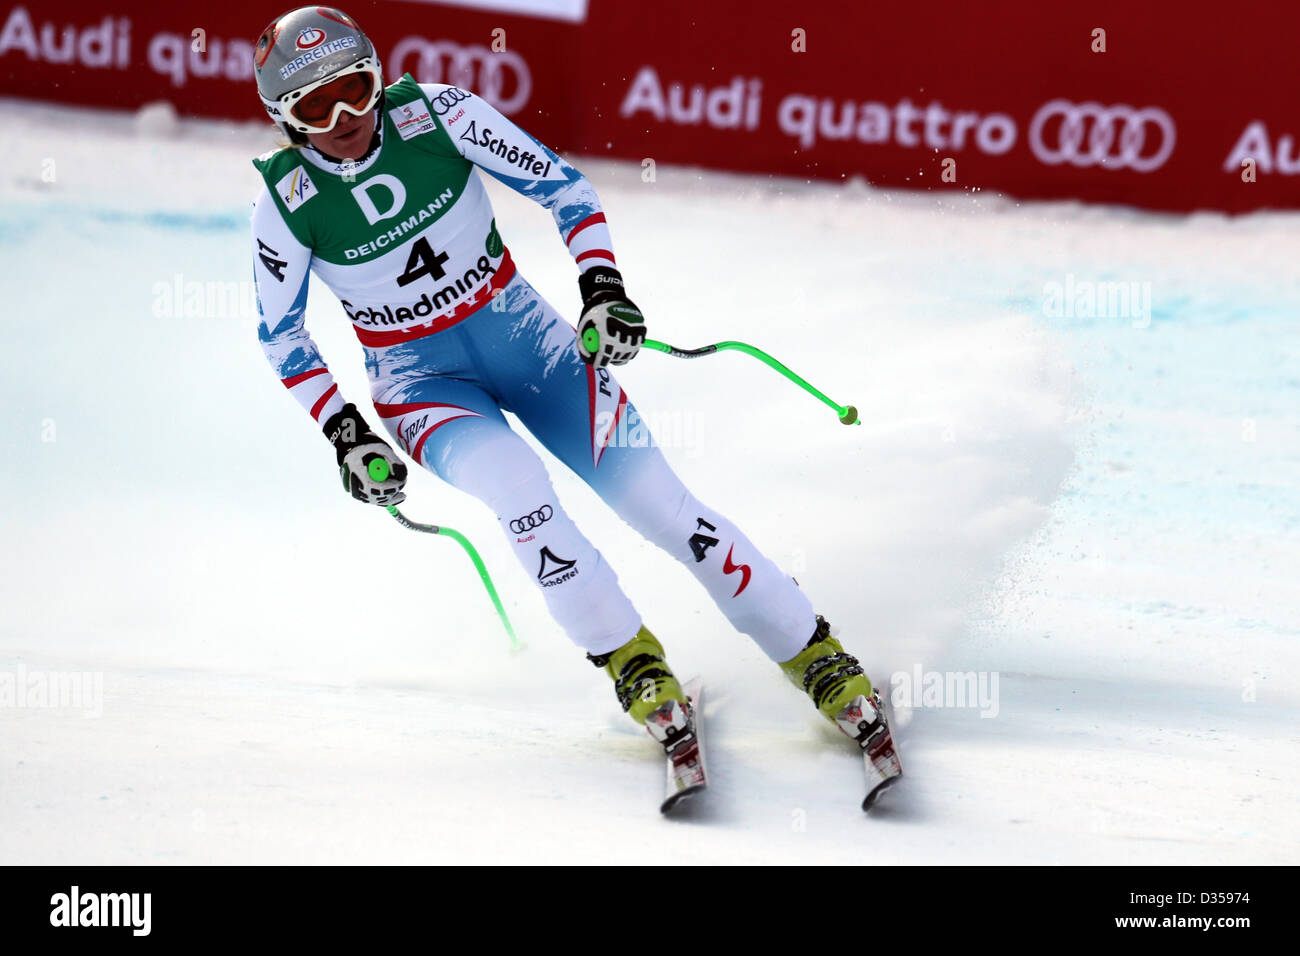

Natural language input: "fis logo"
[275,166,317,212]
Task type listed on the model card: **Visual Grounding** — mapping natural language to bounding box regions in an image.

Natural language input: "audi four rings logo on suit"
[511,506,554,536]
[429,87,473,115]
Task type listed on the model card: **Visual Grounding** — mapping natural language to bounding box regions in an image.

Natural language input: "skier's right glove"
[322,403,408,506]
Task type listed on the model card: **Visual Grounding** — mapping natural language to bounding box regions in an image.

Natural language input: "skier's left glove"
[322,402,408,506]
[576,266,646,367]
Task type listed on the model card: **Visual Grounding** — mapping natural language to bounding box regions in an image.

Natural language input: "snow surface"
[1,97,1296,864]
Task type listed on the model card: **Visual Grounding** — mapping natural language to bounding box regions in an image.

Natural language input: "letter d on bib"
[352,174,407,224]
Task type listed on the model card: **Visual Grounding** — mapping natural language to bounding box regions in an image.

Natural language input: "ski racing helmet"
[254,6,384,138]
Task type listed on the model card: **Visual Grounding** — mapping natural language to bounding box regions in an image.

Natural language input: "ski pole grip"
[368,456,391,482]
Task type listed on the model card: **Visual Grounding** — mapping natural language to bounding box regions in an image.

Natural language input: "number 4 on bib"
[396,237,449,287]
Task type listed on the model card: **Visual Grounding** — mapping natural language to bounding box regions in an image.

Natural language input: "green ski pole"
[368,457,521,651]
[642,338,860,425]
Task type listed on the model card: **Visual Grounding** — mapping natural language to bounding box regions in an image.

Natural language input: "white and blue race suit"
[250,75,815,661]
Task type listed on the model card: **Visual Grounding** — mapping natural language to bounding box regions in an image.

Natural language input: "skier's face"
[305,107,376,160]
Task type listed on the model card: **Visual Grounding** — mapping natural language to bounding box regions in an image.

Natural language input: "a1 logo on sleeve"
[275,166,317,212]
[389,102,435,141]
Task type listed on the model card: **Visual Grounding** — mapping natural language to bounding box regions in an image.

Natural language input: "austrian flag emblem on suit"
[373,401,484,464]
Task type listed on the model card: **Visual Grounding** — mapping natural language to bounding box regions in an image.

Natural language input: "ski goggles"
[274,58,383,134]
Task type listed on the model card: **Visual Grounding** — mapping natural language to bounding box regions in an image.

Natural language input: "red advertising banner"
[2,0,1297,213]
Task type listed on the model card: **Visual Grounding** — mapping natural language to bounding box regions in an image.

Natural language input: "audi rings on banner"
[1029,99,1176,173]
[389,38,531,114]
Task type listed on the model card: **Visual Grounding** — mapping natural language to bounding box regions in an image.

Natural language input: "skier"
[249,6,899,798]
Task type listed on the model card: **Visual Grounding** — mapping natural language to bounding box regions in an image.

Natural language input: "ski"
[658,678,707,813]
[835,691,903,811]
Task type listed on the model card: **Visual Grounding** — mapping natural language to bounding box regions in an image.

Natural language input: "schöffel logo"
[510,505,553,535]
[296,27,326,49]
[1029,99,1176,173]
[536,547,577,587]
[456,122,560,179]
[389,38,531,114]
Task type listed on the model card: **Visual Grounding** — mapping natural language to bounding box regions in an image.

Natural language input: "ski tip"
[862,773,902,813]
